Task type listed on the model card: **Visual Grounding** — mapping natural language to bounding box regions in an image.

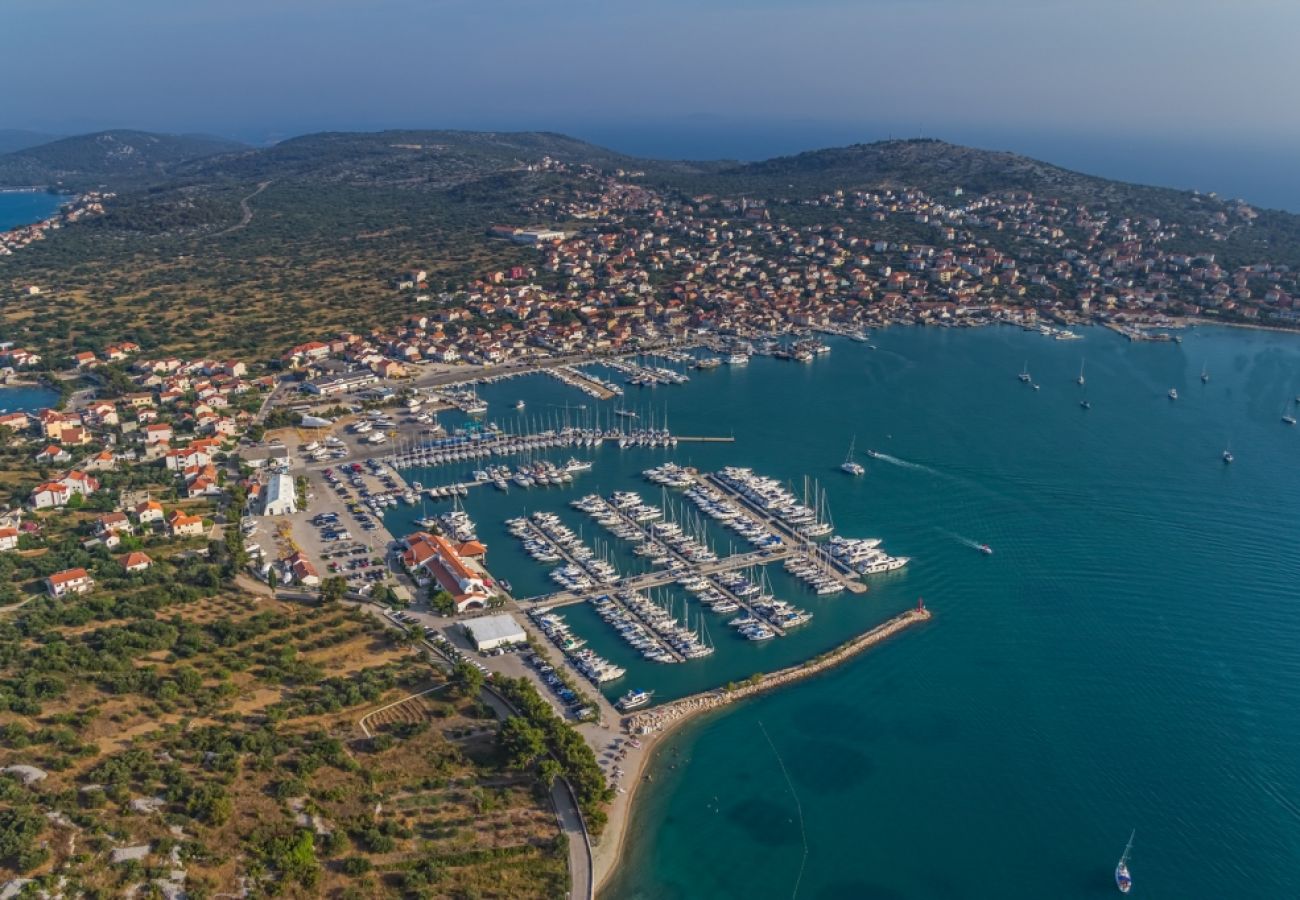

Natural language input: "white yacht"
[840,436,865,476]
[1168,387,1178,400]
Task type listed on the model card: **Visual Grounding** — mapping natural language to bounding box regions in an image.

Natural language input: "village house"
[119,551,153,574]
[168,511,205,538]
[133,498,165,525]
[46,567,94,598]
[0,527,19,552]
[284,551,319,587]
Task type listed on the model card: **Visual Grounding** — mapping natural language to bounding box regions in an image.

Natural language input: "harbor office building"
[400,531,492,612]
[462,614,526,651]
[304,369,379,396]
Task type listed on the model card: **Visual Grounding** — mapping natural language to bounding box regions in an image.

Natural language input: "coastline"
[1181,316,1300,336]
[590,605,931,895]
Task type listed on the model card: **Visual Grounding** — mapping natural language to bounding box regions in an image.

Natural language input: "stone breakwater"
[626,606,931,735]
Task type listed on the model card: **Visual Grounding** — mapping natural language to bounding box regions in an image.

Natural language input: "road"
[211,180,271,238]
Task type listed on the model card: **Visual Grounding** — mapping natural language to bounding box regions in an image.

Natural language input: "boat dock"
[546,366,616,400]
[699,472,867,594]
[598,497,788,637]
[675,435,736,443]
[625,602,931,732]
[522,546,790,607]
[519,519,688,662]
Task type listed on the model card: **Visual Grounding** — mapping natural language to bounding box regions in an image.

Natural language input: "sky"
[5,0,1300,207]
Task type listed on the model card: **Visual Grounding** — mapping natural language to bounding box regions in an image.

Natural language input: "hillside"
[677,138,1216,209]
[176,129,646,188]
[0,130,246,190]
[5,129,1300,361]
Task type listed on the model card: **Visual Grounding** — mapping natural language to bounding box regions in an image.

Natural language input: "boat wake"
[869,451,938,475]
[939,529,988,552]
[758,720,808,900]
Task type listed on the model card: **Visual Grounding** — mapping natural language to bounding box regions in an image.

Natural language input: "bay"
[0,385,58,413]
[384,324,1300,898]
[0,191,64,230]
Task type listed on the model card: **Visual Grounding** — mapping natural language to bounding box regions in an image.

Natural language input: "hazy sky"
[5,0,1296,141]
[6,0,1300,207]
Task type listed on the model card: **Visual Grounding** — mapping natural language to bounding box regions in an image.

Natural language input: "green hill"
[0,129,246,190]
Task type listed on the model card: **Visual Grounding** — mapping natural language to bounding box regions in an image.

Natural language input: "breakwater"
[625,604,930,734]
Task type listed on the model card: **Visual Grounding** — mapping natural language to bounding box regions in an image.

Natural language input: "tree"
[0,807,45,871]
[429,588,456,617]
[537,758,563,790]
[266,568,279,591]
[498,717,546,770]
[449,659,484,698]
[320,576,348,604]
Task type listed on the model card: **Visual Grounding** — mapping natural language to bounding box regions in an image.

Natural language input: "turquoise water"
[0,191,64,230]
[385,326,1300,898]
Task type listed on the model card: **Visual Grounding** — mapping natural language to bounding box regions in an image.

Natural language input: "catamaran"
[1114,830,1134,894]
[1018,361,1032,383]
[840,437,865,476]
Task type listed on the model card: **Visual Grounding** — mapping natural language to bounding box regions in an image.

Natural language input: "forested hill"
[0,130,246,190]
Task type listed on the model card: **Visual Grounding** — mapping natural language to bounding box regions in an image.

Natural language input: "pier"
[625,603,932,733]
[598,496,787,636]
[700,472,867,594]
[675,435,736,443]
[519,519,688,662]
[521,547,789,607]
[547,365,616,400]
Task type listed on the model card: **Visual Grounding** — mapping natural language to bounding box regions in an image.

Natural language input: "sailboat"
[1200,363,1209,383]
[1077,359,1086,386]
[1114,830,1134,894]
[840,437,865,476]
[1283,400,1297,426]
[1018,361,1032,383]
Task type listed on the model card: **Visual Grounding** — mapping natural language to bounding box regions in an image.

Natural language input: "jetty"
[521,546,787,606]
[519,520,687,662]
[700,472,867,594]
[626,602,932,734]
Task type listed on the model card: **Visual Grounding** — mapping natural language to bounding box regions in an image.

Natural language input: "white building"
[262,473,298,516]
[462,614,526,652]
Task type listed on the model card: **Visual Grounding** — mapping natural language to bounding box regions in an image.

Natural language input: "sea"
[0,190,64,230]
[0,385,57,413]
[379,325,1300,898]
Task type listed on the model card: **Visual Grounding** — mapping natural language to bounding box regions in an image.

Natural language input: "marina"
[352,325,1300,900]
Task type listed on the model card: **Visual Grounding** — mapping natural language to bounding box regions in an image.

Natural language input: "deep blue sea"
[383,325,1300,898]
[0,191,64,230]
[0,385,57,413]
